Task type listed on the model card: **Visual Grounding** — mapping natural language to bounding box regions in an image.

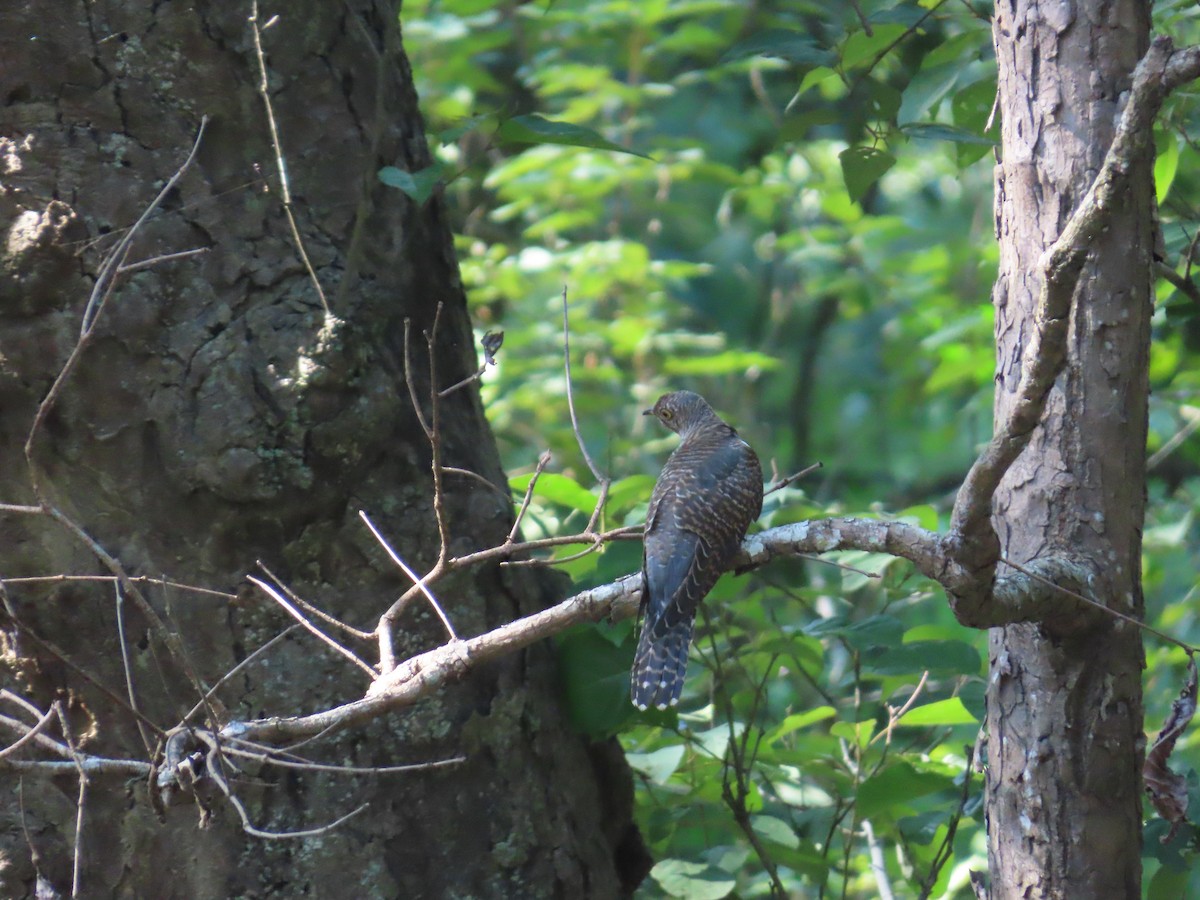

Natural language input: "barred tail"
[630,620,695,711]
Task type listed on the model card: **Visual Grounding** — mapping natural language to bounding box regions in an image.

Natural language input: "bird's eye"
[661,409,673,420]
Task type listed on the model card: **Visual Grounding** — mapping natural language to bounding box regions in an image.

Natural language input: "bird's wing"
[641,437,759,638]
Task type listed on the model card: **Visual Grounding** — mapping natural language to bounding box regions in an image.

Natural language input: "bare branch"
[221,573,642,744]
[948,37,1200,609]
[0,757,151,777]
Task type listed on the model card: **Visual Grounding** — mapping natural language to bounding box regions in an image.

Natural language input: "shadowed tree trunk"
[988,1,1150,894]
[0,2,643,897]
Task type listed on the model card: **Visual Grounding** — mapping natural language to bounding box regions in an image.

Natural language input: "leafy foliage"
[401,0,1200,895]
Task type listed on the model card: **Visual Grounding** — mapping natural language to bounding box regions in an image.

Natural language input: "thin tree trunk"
[988,1,1151,895]
[0,2,642,896]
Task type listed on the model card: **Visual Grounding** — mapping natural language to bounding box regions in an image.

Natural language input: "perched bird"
[631,390,763,710]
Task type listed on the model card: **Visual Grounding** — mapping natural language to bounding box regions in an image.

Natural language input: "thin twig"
[870,671,930,746]
[1148,405,1200,469]
[764,462,823,496]
[424,303,452,564]
[256,561,373,641]
[78,118,208,336]
[442,466,511,499]
[1000,556,1200,653]
[246,575,377,678]
[451,523,642,568]
[0,713,73,759]
[221,737,465,775]
[507,450,553,543]
[114,582,154,756]
[0,503,44,514]
[54,701,88,899]
[360,511,457,642]
[0,707,58,760]
[180,625,301,727]
[0,573,235,599]
[403,318,433,439]
[202,737,369,839]
[117,246,211,274]
[560,286,606,484]
[249,2,331,316]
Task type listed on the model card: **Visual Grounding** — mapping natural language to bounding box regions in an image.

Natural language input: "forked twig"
[255,561,373,641]
[360,511,457,642]
[246,575,377,679]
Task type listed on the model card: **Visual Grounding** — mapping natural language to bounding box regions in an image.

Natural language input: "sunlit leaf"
[898,697,978,726]
[651,859,736,900]
[751,814,800,849]
[509,472,597,514]
[627,745,686,784]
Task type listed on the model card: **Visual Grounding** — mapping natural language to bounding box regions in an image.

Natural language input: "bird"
[631,390,763,711]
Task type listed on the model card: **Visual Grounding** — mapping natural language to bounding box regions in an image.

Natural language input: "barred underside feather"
[630,391,763,710]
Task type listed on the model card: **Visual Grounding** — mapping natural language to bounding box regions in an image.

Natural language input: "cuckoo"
[631,390,763,710]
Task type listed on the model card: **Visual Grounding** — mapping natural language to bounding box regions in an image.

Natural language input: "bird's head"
[643,390,719,436]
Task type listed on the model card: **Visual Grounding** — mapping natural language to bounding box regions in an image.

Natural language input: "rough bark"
[0,2,643,897]
[988,1,1151,896]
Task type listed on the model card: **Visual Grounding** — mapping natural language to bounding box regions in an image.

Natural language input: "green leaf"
[377,165,443,204]
[1156,132,1181,206]
[765,706,836,745]
[830,719,876,748]
[841,25,910,71]
[651,859,736,900]
[751,814,800,849]
[863,640,982,677]
[720,29,836,67]
[805,614,904,650]
[951,76,998,166]
[897,61,962,125]
[898,697,978,726]
[498,114,649,158]
[556,625,634,737]
[604,474,656,518]
[839,146,896,202]
[626,744,686,785]
[1146,862,1190,900]
[509,472,597,515]
[856,760,953,818]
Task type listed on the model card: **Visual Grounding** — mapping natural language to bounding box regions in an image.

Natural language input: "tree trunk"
[988,1,1151,895]
[0,2,643,897]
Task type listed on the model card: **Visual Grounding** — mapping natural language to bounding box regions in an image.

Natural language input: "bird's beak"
[642,408,653,417]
